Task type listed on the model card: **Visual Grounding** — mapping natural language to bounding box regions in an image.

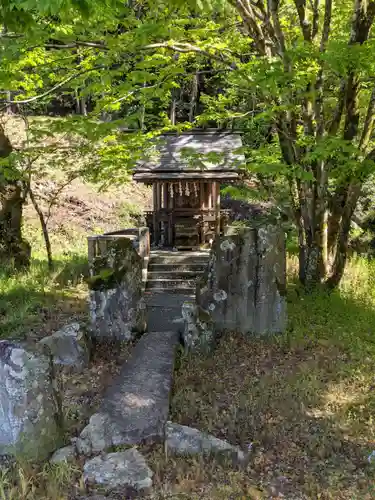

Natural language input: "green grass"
[0,461,83,500]
[0,224,89,339]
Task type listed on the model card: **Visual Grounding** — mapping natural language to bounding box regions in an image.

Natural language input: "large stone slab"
[196,225,287,337]
[77,331,178,455]
[0,341,63,461]
[166,422,246,465]
[83,449,153,496]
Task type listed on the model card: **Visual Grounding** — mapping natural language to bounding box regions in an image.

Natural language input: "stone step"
[149,251,209,265]
[76,331,179,454]
[144,286,196,295]
[148,264,207,274]
[146,278,197,290]
[147,264,203,280]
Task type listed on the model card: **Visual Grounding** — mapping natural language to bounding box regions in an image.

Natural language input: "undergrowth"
[167,255,375,499]
[0,223,88,339]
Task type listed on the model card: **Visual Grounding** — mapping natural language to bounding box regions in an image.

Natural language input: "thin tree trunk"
[327,183,362,288]
[29,188,53,270]
[188,73,199,122]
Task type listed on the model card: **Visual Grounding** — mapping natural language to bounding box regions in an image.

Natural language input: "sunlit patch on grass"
[167,254,375,498]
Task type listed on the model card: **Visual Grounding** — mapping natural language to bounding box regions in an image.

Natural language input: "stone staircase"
[144,250,210,332]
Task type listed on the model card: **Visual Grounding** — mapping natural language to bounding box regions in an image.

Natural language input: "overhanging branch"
[142,42,237,68]
[0,66,103,106]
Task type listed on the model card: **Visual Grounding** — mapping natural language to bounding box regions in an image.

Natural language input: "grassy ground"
[0,224,88,340]
[1,219,375,498]
[163,256,375,499]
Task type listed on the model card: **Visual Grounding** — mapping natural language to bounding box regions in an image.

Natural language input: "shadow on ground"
[168,284,375,499]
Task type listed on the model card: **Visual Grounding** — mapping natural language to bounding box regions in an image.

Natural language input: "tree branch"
[0,66,103,106]
[143,42,237,68]
[229,0,271,55]
[294,0,312,41]
[314,0,333,138]
[269,0,287,60]
[44,41,108,50]
[311,0,320,39]
[327,79,346,135]
[319,0,332,51]
[29,188,53,270]
[359,85,375,151]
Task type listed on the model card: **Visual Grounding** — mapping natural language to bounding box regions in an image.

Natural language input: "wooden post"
[156,182,162,245]
[163,182,168,245]
[208,182,213,209]
[152,183,158,245]
[168,183,173,247]
[199,181,205,245]
[215,181,221,235]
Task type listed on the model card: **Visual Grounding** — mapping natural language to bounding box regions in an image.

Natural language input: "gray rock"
[165,422,246,465]
[0,340,63,461]
[50,445,76,464]
[181,301,215,354]
[197,225,287,335]
[83,449,153,494]
[77,332,178,455]
[39,323,90,372]
[76,413,128,456]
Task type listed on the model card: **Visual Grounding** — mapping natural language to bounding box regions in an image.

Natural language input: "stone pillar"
[0,341,63,461]
[88,234,146,341]
[196,224,286,337]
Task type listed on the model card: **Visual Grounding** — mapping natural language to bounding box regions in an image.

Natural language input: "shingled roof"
[133,130,244,182]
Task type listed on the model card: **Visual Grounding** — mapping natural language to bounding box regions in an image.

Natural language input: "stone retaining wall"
[87,228,149,341]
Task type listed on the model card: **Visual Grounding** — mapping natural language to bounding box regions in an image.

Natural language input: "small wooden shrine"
[133,130,243,249]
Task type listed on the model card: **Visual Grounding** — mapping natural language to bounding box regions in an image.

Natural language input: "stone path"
[77,331,178,454]
[76,250,242,497]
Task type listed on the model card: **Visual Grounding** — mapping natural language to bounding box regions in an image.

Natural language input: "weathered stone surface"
[50,445,76,464]
[166,422,246,464]
[39,323,90,372]
[77,331,178,455]
[181,301,215,353]
[196,225,287,336]
[88,234,147,341]
[0,341,62,461]
[76,413,128,456]
[83,449,153,495]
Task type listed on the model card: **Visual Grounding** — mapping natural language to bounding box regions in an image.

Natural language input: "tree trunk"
[29,188,53,270]
[0,125,31,269]
[326,183,362,288]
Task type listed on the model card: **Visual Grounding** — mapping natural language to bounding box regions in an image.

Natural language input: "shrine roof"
[133,130,243,182]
